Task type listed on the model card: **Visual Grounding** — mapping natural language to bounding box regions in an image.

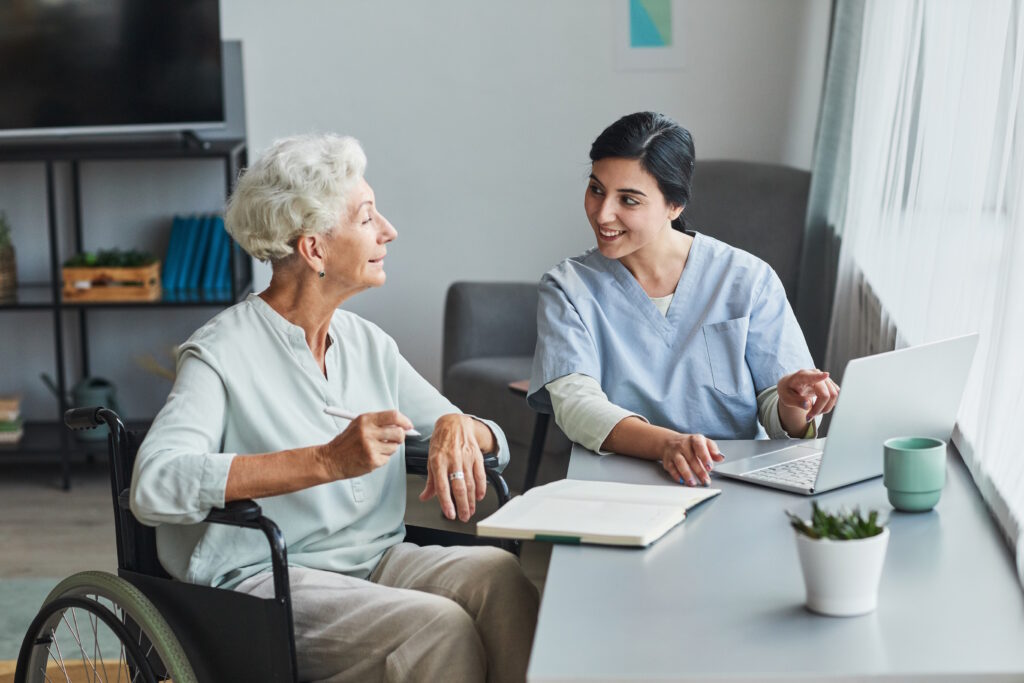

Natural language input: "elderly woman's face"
[325,178,397,291]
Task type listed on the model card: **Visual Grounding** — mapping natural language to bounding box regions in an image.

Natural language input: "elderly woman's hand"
[319,410,413,481]
[419,414,488,522]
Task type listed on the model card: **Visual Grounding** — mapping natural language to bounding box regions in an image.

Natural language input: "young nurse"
[527,112,839,487]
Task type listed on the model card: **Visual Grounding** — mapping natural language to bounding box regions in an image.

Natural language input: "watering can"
[41,373,121,442]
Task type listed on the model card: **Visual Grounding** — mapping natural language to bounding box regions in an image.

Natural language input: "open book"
[476,479,721,547]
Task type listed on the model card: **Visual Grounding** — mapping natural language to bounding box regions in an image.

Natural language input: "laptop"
[713,333,979,495]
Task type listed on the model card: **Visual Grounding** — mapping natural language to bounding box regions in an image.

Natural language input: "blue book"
[186,215,214,292]
[174,216,201,292]
[203,217,229,294]
[214,216,233,295]
[161,215,187,292]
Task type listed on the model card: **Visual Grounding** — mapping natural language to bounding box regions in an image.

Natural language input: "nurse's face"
[584,158,681,260]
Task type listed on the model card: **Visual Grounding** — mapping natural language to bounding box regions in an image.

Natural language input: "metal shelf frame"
[0,135,249,488]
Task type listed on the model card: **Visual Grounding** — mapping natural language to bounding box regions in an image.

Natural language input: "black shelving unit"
[0,135,251,489]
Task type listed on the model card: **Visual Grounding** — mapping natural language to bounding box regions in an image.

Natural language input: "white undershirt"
[546,291,811,453]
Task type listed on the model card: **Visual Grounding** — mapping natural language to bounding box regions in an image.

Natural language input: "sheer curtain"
[825,0,1024,588]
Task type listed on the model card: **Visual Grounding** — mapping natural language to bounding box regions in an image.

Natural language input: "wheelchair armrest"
[118,490,264,526]
[405,441,509,506]
[205,499,263,525]
[405,441,501,473]
[203,502,292,623]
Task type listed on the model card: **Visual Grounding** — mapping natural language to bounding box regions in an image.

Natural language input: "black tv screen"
[0,0,224,138]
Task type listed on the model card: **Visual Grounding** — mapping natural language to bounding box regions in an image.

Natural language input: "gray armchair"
[442,282,570,491]
[685,160,811,308]
[441,161,812,491]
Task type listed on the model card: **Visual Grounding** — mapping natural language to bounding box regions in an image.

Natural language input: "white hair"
[225,133,367,262]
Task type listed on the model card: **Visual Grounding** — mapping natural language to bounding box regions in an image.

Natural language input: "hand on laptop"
[777,369,840,436]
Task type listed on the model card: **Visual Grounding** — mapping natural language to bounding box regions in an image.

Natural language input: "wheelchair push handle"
[64,406,105,431]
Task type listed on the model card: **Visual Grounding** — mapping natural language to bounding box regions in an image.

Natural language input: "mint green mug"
[883,437,946,512]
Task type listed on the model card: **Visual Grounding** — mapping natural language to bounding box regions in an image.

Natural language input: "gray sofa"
[442,161,812,491]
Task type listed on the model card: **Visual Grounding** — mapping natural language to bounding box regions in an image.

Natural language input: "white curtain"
[825,0,1024,588]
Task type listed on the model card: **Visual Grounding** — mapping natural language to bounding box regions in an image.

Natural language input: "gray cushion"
[443,282,539,373]
[684,160,811,305]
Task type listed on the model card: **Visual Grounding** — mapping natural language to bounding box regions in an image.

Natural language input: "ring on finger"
[448,471,465,482]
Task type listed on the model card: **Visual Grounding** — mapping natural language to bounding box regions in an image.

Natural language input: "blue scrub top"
[527,232,814,440]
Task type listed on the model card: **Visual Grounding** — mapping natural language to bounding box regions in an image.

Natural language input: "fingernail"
[678,477,685,484]
[446,508,455,520]
[689,478,697,486]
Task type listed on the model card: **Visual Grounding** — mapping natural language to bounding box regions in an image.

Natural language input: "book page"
[478,496,684,544]
[526,478,720,509]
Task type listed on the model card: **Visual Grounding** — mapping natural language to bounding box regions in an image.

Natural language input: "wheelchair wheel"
[16,570,196,683]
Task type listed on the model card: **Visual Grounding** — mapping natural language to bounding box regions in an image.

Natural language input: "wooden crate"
[62,261,161,302]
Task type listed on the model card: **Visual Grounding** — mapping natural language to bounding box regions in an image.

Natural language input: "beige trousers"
[235,542,539,683]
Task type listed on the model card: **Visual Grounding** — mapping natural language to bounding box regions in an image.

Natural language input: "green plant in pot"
[787,503,889,617]
[0,211,15,301]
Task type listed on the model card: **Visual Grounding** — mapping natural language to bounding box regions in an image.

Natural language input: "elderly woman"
[130,133,538,682]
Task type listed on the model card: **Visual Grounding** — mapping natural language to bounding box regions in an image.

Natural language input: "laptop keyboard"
[744,452,823,489]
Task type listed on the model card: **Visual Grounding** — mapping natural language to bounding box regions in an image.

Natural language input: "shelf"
[61,283,252,309]
[0,284,55,309]
[0,420,149,458]
[0,136,246,489]
[0,136,246,163]
[0,281,252,310]
[0,421,105,458]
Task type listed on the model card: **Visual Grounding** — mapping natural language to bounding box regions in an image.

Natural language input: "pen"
[323,406,422,437]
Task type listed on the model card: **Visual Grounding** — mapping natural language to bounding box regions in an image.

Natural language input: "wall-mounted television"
[0,0,224,139]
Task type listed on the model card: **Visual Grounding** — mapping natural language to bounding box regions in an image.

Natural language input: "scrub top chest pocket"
[702,317,750,396]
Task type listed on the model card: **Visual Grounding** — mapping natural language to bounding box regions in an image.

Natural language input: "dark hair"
[589,112,695,232]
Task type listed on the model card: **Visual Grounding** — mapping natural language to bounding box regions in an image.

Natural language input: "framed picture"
[615,0,686,71]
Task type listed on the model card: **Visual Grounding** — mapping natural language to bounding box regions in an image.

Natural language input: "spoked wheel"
[15,571,196,683]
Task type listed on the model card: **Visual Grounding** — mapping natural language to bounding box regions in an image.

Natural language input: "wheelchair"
[15,406,516,683]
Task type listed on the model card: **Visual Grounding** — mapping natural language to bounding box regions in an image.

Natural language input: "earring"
[318,270,325,279]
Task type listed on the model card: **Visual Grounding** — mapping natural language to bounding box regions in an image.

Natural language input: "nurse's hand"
[659,433,724,487]
[777,369,840,433]
[419,414,488,522]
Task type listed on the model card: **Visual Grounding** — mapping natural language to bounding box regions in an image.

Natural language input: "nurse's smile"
[585,157,681,261]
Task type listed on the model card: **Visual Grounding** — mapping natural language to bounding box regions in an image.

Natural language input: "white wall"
[222,0,831,385]
[0,0,830,419]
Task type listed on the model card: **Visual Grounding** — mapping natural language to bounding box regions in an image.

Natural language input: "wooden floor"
[0,462,117,578]
[0,659,130,683]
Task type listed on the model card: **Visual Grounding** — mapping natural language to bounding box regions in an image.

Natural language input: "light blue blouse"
[528,232,813,440]
[131,295,508,590]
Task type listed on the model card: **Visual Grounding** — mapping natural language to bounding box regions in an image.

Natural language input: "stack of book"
[0,394,22,445]
[161,214,233,300]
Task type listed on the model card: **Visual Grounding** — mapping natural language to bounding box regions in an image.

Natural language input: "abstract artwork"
[616,0,685,70]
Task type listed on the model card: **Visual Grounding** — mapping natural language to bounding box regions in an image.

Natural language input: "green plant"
[0,211,11,249]
[64,248,156,268]
[786,502,884,540]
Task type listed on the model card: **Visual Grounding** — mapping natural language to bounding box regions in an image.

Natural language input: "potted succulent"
[786,503,889,617]
[0,211,15,301]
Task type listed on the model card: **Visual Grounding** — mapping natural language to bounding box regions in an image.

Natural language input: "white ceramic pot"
[794,526,889,617]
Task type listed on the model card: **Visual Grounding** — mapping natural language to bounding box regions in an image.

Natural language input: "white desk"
[527,441,1024,682]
